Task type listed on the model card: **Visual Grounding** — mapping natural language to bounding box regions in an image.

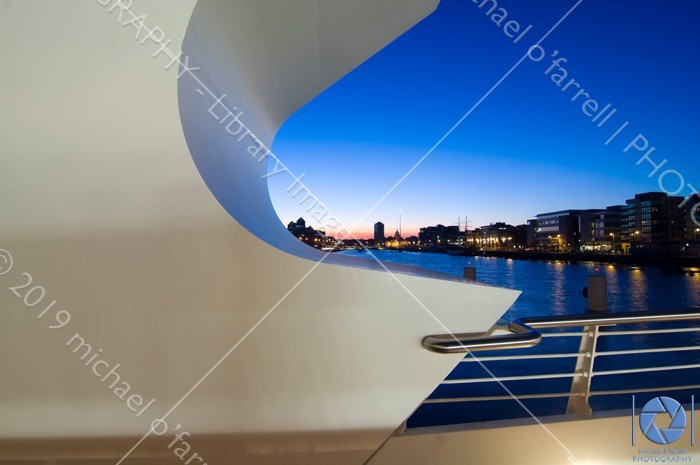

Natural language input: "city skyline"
[287,189,700,261]
[268,0,700,238]
[287,189,698,240]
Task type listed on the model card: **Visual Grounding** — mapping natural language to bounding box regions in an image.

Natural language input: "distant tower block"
[373,222,385,244]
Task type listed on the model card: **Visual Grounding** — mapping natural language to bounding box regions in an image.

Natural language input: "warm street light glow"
[609,232,615,253]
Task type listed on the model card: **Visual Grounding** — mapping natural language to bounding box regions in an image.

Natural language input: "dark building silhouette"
[419,224,461,246]
[686,199,700,240]
[287,217,326,248]
[469,222,527,249]
[373,222,385,245]
[526,219,538,248]
[287,217,307,233]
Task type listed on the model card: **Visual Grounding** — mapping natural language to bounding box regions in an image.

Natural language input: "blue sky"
[269,0,700,237]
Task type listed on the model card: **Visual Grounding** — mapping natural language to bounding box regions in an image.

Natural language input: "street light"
[610,232,615,253]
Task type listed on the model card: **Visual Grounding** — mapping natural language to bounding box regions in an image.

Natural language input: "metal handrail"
[423,392,581,404]
[595,345,700,357]
[423,384,700,404]
[600,327,700,336]
[460,352,585,362]
[455,342,700,362]
[594,363,700,377]
[443,371,584,384]
[422,309,700,354]
[417,308,700,420]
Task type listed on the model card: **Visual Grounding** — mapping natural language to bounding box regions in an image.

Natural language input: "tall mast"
[465,213,471,249]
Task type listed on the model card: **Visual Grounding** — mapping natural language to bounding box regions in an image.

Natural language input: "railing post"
[587,275,607,312]
[567,275,607,416]
[566,326,598,416]
[464,266,476,281]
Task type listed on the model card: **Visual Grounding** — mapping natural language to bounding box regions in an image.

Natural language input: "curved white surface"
[178,0,482,283]
[0,1,520,464]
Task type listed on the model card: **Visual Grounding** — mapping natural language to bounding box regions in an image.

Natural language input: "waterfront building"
[532,210,583,252]
[621,192,685,245]
[528,193,692,255]
[579,206,623,252]
[287,217,306,232]
[686,199,700,240]
[419,224,461,246]
[512,224,529,249]
[526,219,538,248]
[471,222,527,250]
[389,229,403,249]
[287,217,327,248]
[373,222,385,245]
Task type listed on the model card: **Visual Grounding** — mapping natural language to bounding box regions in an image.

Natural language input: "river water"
[341,249,700,317]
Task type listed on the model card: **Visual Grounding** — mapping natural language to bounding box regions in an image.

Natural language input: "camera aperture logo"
[632,395,695,463]
[641,397,687,445]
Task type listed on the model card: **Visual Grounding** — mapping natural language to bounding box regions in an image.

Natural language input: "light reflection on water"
[341,250,700,317]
